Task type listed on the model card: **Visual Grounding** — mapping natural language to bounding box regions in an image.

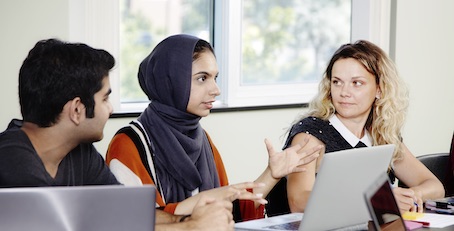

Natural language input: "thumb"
[264,138,275,155]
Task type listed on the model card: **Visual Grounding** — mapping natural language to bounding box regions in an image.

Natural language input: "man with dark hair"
[19,39,113,126]
[0,39,235,231]
[1,38,117,186]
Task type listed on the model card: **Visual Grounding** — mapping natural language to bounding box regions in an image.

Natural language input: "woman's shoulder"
[286,116,348,151]
[290,116,330,134]
[111,121,148,144]
[106,122,145,160]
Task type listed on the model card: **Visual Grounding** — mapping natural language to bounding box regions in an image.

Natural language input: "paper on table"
[413,213,454,228]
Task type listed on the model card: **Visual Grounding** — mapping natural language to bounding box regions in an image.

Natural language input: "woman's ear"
[376,88,382,99]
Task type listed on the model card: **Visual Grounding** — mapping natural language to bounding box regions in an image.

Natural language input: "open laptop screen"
[364,172,407,231]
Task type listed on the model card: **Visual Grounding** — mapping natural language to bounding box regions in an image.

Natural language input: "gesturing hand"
[266,137,321,179]
[198,182,268,205]
[189,197,235,231]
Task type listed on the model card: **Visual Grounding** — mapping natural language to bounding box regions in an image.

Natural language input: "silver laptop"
[0,185,156,231]
[235,144,395,231]
[364,172,407,231]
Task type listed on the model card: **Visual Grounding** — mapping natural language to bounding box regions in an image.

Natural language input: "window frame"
[69,0,391,114]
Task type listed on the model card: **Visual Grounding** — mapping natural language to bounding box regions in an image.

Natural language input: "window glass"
[241,0,351,86]
[115,0,355,112]
[119,0,212,104]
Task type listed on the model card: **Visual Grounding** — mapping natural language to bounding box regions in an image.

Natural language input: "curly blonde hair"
[300,40,409,162]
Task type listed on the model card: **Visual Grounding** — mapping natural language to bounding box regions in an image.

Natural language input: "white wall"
[0,1,69,123]
[394,0,454,158]
[1,0,453,184]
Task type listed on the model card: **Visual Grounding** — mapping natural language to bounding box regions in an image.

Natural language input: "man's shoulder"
[0,125,26,144]
[1,119,23,136]
[0,125,33,161]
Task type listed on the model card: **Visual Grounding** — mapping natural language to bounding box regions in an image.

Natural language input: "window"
[215,0,350,108]
[118,0,213,110]
[69,0,391,113]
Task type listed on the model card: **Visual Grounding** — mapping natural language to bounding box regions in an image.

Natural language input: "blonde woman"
[270,40,444,215]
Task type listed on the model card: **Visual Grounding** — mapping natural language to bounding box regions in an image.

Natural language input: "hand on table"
[393,186,423,213]
[186,196,234,231]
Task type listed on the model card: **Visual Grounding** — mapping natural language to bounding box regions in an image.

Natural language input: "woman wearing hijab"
[106,34,321,221]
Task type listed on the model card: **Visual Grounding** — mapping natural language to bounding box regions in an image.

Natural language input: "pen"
[414,202,419,208]
[412,220,430,227]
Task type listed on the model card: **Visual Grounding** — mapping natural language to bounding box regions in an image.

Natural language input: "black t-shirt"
[0,120,119,187]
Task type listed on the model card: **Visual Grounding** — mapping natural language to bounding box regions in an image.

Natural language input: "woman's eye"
[332,80,340,85]
[353,81,363,86]
[197,76,206,82]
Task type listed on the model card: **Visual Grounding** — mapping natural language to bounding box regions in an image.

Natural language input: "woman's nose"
[210,82,221,96]
[340,85,351,97]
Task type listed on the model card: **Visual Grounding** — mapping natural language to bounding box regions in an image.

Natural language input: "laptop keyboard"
[264,220,301,230]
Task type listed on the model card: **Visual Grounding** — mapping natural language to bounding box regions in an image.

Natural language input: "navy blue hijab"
[137,34,220,203]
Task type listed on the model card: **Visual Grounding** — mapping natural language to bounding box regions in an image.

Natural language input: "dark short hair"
[19,38,115,127]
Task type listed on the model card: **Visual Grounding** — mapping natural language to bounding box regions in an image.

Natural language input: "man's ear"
[68,97,84,125]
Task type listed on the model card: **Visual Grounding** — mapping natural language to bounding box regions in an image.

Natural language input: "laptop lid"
[235,144,395,231]
[0,185,155,231]
[364,172,407,231]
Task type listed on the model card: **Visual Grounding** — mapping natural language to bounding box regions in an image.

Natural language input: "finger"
[284,143,303,154]
[394,193,413,209]
[228,220,235,230]
[237,191,263,200]
[400,197,414,208]
[214,200,234,214]
[298,152,319,165]
[221,200,233,211]
[253,193,268,205]
[416,198,423,213]
[298,144,322,157]
[264,138,276,155]
[231,181,265,190]
[226,210,233,223]
[236,192,268,204]
[409,203,416,212]
[224,190,240,202]
[415,203,422,213]
[398,188,416,197]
